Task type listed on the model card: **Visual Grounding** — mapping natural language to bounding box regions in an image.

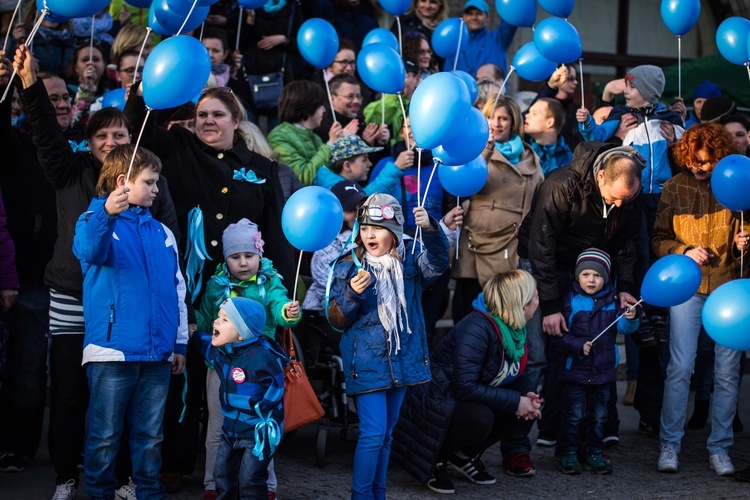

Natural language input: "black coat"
[392,310,532,484]
[20,81,178,300]
[517,142,642,317]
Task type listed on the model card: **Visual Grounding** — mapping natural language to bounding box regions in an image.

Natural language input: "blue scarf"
[495,134,524,166]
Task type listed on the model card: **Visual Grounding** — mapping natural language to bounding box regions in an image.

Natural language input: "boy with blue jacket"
[73,144,188,499]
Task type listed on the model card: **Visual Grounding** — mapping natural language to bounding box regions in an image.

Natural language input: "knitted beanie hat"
[357,193,404,245]
[575,248,612,284]
[221,297,266,341]
[625,65,665,105]
[692,80,721,101]
[222,218,265,260]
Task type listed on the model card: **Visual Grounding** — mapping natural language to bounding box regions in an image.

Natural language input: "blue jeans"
[660,294,742,454]
[84,362,171,500]
[559,383,610,451]
[214,433,271,500]
[352,386,407,500]
[0,281,49,458]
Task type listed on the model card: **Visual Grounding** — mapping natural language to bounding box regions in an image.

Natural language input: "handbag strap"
[279,1,296,74]
[282,328,297,361]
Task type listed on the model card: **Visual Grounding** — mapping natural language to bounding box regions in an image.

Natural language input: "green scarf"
[489,314,526,363]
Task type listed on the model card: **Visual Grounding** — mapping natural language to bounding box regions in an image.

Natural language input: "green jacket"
[196,258,300,338]
[363,94,409,145]
[268,122,331,186]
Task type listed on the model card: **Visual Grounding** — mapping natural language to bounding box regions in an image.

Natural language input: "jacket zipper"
[107,303,114,342]
[645,115,654,193]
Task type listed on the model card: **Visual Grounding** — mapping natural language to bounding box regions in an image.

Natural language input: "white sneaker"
[51,479,76,500]
[709,453,735,476]
[657,444,679,472]
[115,477,137,499]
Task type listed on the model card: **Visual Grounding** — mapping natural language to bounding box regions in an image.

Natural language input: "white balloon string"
[292,250,303,303]
[89,15,95,62]
[324,71,337,124]
[235,6,243,51]
[125,108,152,185]
[490,65,514,119]
[591,299,644,344]
[396,16,402,57]
[452,19,464,71]
[677,36,682,98]
[422,160,438,207]
[455,196,461,260]
[28,10,38,53]
[381,96,385,127]
[176,0,198,37]
[2,0,22,53]
[746,63,750,87]
[578,59,584,106]
[1,8,47,103]
[134,28,152,83]
[199,22,205,41]
[397,92,409,149]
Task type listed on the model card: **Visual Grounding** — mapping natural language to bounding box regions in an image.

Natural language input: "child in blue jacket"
[193,297,288,500]
[553,249,639,476]
[73,144,188,499]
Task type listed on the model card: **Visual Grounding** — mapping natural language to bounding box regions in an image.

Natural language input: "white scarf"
[362,246,411,353]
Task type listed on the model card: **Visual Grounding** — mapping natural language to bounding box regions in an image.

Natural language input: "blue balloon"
[641,254,702,308]
[538,0,575,18]
[362,28,399,52]
[660,0,701,37]
[438,155,489,198]
[238,0,267,8]
[450,70,478,105]
[711,154,750,212]
[716,17,750,66]
[282,187,344,252]
[409,72,472,150]
[127,0,154,7]
[36,0,68,23]
[495,0,536,28]
[513,42,557,82]
[148,5,172,36]
[357,43,405,94]
[142,36,211,110]
[703,279,750,351]
[101,89,127,111]
[297,18,340,69]
[152,0,209,35]
[534,18,582,64]
[43,0,110,18]
[432,18,469,59]
[432,108,489,166]
[379,0,411,16]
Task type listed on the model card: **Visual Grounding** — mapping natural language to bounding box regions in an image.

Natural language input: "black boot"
[687,399,710,430]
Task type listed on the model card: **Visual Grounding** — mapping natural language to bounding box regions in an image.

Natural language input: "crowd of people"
[0,0,749,499]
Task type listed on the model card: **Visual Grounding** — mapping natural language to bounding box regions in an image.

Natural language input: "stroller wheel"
[315,426,328,468]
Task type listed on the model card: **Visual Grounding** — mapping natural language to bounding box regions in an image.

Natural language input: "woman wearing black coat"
[392,270,541,494]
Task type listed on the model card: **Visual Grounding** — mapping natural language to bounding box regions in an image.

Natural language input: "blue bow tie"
[233,168,265,184]
[69,140,89,153]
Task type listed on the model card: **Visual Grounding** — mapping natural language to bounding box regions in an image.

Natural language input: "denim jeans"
[0,281,49,458]
[558,383,610,451]
[660,294,742,454]
[214,433,272,500]
[352,386,407,500]
[84,361,171,500]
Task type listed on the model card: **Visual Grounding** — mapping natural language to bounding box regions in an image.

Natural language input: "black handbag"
[245,3,295,112]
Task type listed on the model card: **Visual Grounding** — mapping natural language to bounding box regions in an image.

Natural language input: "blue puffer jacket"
[327,225,449,395]
[73,198,188,364]
[553,282,639,386]
[578,103,684,194]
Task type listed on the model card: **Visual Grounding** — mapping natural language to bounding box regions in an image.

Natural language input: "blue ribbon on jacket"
[233,168,266,184]
[252,403,281,460]
[69,140,89,152]
[186,207,213,302]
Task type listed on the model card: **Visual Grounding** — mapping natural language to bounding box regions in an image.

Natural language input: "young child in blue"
[193,297,288,500]
[196,218,300,499]
[72,144,188,499]
[553,248,639,475]
[327,193,449,499]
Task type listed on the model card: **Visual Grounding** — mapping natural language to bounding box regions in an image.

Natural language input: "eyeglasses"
[332,93,363,101]
[49,93,71,104]
[333,59,356,67]
[118,66,144,76]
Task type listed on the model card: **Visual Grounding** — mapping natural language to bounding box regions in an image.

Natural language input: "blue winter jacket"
[578,103,684,194]
[312,160,404,196]
[553,282,639,386]
[444,21,518,76]
[73,197,188,364]
[327,224,449,395]
[193,331,288,438]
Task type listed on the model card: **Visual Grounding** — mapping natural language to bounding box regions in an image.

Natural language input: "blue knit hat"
[221,297,266,341]
[575,248,611,284]
[692,80,721,101]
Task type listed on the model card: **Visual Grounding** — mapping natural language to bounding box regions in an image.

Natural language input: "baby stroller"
[294,309,359,467]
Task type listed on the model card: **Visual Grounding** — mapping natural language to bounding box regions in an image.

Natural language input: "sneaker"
[651,315,669,348]
[602,433,620,448]
[0,452,24,472]
[448,453,496,485]
[115,478,137,499]
[427,462,456,494]
[202,490,218,500]
[632,316,657,348]
[709,453,735,476]
[536,432,557,447]
[560,448,582,475]
[503,452,536,477]
[639,420,659,438]
[51,479,77,500]
[658,444,679,472]
[585,450,613,474]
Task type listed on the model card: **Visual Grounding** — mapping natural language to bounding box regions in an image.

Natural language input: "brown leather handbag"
[281,328,325,432]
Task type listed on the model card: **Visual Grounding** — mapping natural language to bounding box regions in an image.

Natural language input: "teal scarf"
[495,134,524,166]
[263,0,287,13]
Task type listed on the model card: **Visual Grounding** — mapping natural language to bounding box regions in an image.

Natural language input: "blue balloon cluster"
[141,36,211,110]
[408,72,471,150]
[711,154,750,212]
[703,279,750,351]
[357,43,405,95]
[660,0,701,37]
[716,17,750,66]
[297,18,340,69]
[641,254,702,307]
[282,187,344,252]
[438,156,489,198]
[513,43,557,82]
[432,107,488,166]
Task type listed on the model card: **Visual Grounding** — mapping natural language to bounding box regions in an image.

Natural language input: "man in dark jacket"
[517,142,644,449]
